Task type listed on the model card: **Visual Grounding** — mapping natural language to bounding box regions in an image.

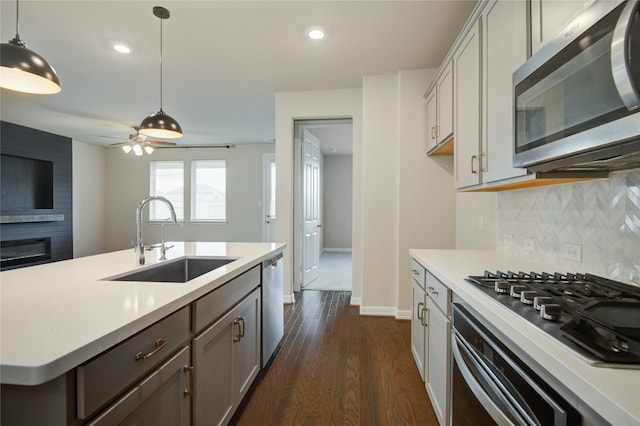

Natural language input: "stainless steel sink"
[105,257,237,283]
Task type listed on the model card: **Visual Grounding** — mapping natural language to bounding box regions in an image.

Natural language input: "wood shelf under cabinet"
[427,137,454,156]
[462,171,609,192]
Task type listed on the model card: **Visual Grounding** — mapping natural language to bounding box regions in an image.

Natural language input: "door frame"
[292,118,352,293]
[262,153,276,242]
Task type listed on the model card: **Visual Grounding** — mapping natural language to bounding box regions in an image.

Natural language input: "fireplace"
[0,121,73,270]
[1,238,52,268]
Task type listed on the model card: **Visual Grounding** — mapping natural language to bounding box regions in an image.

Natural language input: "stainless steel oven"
[513,0,640,172]
[451,304,580,426]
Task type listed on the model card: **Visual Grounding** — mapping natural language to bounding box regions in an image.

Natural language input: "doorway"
[263,153,276,242]
[293,119,353,292]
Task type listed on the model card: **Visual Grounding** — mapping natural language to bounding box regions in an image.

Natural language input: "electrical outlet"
[563,243,582,262]
[524,238,535,252]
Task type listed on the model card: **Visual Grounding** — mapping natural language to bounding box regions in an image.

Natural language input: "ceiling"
[0,0,476,150]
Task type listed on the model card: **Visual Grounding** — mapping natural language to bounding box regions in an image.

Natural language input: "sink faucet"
[136,196,178,265]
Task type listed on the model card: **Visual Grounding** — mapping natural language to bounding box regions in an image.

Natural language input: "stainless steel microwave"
[513,0,640,172]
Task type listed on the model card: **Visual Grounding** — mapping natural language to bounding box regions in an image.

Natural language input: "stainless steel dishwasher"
[261,252,284,367]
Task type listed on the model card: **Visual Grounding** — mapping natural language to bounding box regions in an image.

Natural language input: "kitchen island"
[1,241,285,425]
[410,249,640,426]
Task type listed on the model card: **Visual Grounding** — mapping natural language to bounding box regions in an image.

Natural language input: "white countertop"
[410,249,640,426]
[0,242,285,386]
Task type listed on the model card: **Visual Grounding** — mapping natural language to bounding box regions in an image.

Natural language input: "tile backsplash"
[496,169,640,286]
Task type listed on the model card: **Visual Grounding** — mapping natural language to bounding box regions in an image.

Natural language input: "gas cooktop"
[466,271,640,368]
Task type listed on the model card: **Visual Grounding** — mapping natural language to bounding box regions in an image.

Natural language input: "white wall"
[104,144,274,252]
[361,74,400,313]
[275,89,363,304]
[323,155,353,249]
[72,140,107,257]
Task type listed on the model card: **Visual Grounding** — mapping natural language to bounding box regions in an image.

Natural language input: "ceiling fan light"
[139,110,183,139]
[122,144,133,154]
[0,41,61,94]
[144,145,154,155]
[133,143,143,156]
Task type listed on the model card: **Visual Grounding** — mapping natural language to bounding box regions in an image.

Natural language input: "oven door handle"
[452,333,523,426]
[611,0,640,111]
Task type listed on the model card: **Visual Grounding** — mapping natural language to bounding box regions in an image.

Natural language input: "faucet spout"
[136,196,178,265]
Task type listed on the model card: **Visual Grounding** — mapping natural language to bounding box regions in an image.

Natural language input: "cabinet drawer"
[426,271,450,316]
[193,265,260,332]
[77,306,190,419]
[410,259,426,290]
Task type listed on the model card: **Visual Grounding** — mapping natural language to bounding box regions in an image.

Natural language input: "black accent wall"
[1,121,73,269]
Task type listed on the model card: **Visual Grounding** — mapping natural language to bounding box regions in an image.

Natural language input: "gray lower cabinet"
[86,346,192,426]
[193,287,261,426]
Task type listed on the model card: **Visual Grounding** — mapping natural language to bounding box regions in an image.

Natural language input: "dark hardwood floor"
[234,290,437,426]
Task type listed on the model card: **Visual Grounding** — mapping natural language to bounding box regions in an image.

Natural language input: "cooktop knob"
[510,285,527,298]
[540,303,562,321]
[520,291,537,304]
[533,296,552,311]
[495,280,511,294]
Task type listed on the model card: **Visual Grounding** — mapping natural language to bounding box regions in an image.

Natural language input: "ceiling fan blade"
[109,142,129,147]
[99,135,126,141]
[147,141,177,147]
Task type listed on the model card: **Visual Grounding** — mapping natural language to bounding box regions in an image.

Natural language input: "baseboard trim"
[395,310,411,320]
[350,296,361,306]
[284,294,295,304]
[321,248,352,253]
[359,306,396,316]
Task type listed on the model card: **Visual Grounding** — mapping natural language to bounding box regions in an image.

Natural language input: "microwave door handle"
[611,0,640,111]
[452,333,524,426]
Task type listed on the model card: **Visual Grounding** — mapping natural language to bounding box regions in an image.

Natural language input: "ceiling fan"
[102,127,176,155]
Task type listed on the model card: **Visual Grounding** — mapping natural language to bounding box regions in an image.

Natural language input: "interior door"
[302,128,321,287]
[263,154,276,242]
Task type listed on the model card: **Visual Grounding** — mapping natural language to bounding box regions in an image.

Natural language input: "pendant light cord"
[159,15,163,112]
[11,0,25,46]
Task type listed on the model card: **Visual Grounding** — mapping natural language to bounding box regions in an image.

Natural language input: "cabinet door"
[87,346,191,426]
[193,308,236,426]
[425,89,438,153]
[482,0,528,183]
[233,289,261,402]
[425,298,451,426]
[411,280,427,381]
[530,0,589,54]
[436,62,454,144]
[454,20,482,188]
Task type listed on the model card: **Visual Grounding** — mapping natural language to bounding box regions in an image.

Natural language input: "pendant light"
[0,0,61,94]
[139,6,182,139]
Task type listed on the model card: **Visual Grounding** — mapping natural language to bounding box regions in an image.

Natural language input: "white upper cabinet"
[481,0,528,183]
[454,20,482,188]
[530,0,594,54]
[425,61,454,154]
[436,62,454,145]
[425,89,438,153]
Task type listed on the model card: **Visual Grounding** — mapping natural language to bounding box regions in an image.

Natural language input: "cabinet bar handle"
[239,317,246,339]
[431,126,436,140]
[412,269,420,276]
[421,307,429,327]
[427,286,439,295]
[135,339,167,361]
[183,366,195,397]
[233,319,242,342]
[417,302,424,320]
[471,155,478,174]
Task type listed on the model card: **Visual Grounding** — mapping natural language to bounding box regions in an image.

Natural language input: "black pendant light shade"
[139,109,183,139]
[0,1,61,94]
[139,6,182,139]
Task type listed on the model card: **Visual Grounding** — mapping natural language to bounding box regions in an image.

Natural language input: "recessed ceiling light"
[113,43,131,54]
[306,27,326,40]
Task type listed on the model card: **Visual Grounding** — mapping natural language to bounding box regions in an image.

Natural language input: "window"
[191,160,226,222]
[149,161,184,221]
